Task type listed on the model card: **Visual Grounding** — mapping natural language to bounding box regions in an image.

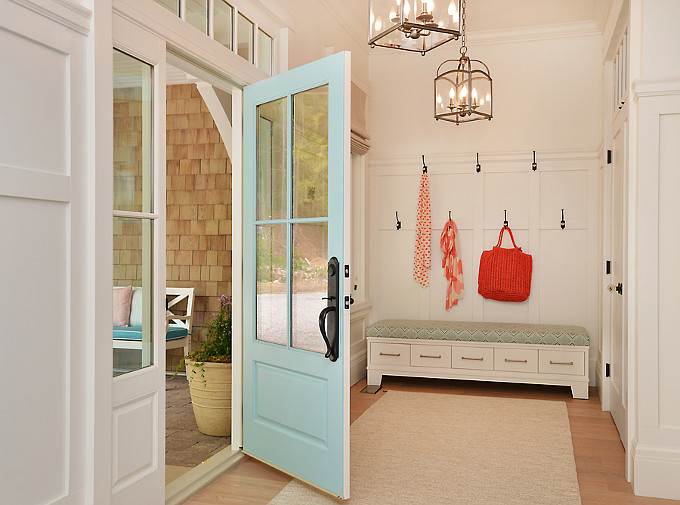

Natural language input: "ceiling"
[346,0,611,34]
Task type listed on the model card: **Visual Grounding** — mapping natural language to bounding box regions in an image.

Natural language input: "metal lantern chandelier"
[434,0,492,123]
[369,0,462,55]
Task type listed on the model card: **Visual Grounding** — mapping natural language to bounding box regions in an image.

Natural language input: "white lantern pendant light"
[434,0,492,123]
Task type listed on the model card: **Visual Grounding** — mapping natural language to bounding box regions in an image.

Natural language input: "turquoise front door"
[243,52,351,498]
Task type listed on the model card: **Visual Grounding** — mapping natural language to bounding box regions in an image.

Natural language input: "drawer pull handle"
[549,360,574,366]
[380,352,401,357]
[461,357,484,361]
[505,359,528,363]
[420,354,442,359]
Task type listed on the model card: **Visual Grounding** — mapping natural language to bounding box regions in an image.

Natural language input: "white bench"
[366,319,590,399]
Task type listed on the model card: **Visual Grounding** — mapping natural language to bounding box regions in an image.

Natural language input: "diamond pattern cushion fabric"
[366,319,589,346]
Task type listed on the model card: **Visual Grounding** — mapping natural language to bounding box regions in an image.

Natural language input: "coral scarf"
[440,219,464,309]
[413,172,432,287]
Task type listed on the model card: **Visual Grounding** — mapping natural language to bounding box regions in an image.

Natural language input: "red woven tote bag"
[478,226,533,302]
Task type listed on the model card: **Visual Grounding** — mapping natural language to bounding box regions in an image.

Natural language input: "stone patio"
[166,376,231,467]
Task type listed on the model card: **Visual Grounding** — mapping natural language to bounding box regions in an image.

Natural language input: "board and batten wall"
[366,24,603,385]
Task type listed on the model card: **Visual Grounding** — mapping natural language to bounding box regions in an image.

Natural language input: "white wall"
[366,27,603,384]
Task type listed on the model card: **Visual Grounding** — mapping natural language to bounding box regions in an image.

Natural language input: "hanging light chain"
[460,0,467,56]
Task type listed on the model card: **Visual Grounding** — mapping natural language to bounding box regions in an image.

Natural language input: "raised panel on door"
[539,230,587,326]
[539,171,588,230]
[483,172,530,230]
[378,229,421,320]
[429,229,474,320]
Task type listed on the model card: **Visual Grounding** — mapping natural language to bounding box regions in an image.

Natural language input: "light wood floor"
[184,377,680,505]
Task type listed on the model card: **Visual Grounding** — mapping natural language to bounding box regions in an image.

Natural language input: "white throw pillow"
[113,286,133,327]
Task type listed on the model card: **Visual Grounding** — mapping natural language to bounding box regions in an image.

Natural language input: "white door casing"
[111,14,167,505]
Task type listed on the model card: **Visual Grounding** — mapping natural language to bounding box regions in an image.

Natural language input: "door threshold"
[165,445,244,505]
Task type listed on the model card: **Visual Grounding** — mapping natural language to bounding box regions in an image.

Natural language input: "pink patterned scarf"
[413,172,431,287]
[440,219,464,309]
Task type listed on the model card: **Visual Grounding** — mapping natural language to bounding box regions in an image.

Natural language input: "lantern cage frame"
[434,56,493,124]
[368,0,462,56]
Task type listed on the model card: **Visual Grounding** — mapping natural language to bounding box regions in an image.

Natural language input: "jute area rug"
[268,390,581,505]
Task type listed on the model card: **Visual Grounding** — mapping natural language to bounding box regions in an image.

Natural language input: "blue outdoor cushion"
[113,325,188,341]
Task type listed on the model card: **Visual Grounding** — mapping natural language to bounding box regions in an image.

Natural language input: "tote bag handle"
[496,225,521,250]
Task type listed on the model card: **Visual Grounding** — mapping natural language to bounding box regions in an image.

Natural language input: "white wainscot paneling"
[429,229,474,321]
[481,228,531,322]
[539,230,588,327]
[540,171,588,230]
[0,197,69,504]
[428,173,474,229]
[658,113,680,429]
[483,172,530,229]
[377,229,421,320]
[377,175,420,230]
[0,26,67,175]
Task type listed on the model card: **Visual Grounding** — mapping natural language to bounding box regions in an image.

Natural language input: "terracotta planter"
[185,360,232,437]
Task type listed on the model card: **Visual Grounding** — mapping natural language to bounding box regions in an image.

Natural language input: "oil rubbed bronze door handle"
[318,257,340,362]
[549,360,574,366]
[461,357,484,361]
[505,359,528,363]
[379,352,401,357]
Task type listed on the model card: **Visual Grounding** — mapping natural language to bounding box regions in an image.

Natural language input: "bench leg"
[367,369,382,387]
[571,382,589,400]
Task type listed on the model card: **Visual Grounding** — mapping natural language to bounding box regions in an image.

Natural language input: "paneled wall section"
[368,151,600,383]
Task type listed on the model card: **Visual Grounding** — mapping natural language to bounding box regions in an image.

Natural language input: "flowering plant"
[186,294,232,364]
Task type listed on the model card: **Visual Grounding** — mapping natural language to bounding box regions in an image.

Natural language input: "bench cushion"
[366,319,589,346]
[113,325,188,342]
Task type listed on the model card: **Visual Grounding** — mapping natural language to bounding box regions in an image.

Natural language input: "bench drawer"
[539,349,585,376]
[452,347,494,370]
[410,345,452,368]
[494,348,538,373]
[370,342,410,366]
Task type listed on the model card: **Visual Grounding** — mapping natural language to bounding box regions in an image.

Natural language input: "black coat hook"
[395,211,402,230]
[532,151,538,171]
[476,153,481,173]
[503,210,508,227]
[560,209,566,229]
[422,154,428,174]
[449,210,452,221]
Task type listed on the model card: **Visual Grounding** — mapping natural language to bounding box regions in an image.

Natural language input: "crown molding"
[370,20,601,57]
[318,0,369,55]
[632,78,680,99]
[10,0,91,35]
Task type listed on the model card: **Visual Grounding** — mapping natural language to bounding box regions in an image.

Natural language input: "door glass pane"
[293,85,328,219]
[113,218,154,375]
[214,0,233,50]
[186,0,208,34]
[291,222,328,353]
[256,224,287,346]
[237,13,254,62]
[113,49,153,214]
[154,0,178,15]
[257,98,287,221]
[257,29,272,74]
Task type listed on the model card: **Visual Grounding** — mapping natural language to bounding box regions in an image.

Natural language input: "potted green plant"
[184,294,232,437]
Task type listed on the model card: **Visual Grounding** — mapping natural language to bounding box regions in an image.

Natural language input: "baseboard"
[350,350,367,386]
[633,443,680,500]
